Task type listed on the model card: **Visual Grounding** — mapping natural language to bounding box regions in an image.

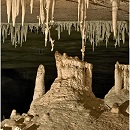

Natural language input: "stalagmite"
[111,0,120,39]
[33,64,45,101]
[10,109,17,119]
[114,62,122,94]
[6,0,12,23]
[30,0,33,14]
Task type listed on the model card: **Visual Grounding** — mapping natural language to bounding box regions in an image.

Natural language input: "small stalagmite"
[32,64,45,101]
[10,109,17,119]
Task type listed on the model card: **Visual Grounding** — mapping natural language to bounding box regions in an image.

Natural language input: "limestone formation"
[55,51,93,91]
[1,52,129,130]
[104,61,129,107]
[32,64,45,101]
[10,109,17,119]
[115,62,129,94]
[1,21,128,49]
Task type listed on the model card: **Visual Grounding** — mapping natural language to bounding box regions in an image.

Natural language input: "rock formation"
[1,52,129,130]
[32,64,45,100]
[104,61,129,108]
[28,64,45,115]
[10,109,17,119]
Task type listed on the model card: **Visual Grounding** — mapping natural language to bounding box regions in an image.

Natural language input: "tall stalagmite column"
[114,62,122,94]
[33,64,45,100]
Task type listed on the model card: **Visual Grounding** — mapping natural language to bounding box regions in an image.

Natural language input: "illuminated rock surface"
[104,62,129,107]
[1,52,129,130]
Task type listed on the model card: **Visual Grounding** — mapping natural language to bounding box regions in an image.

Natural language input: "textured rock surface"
[104,62,129,107]
[1,52,129,130]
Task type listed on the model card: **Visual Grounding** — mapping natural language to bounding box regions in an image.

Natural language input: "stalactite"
[101,23,105,40]
[41,24,45,34]
[20,25,24,46]
[63,22,66,30]
[24,25,28,42]
[56,25,61,40]
[60,24,63,33]
[30,0,33,14]
[21,0,26,26]
[40,0,45,25]
[86,0,89,9]
[49,30,55,51]
[44,0,51,47]
[2,25,5,43]
[78,0,81,23]
[111,0,120,39]
[12,0,17,26]
[51,0,55,24]
[45,27,49,46]
[6,0,12,23]
[117,30,120,47]
[16,0,20,16]
[122,25,125,44]
[15,25,21,45]
[29,24,33,32]
[68,23,72,35]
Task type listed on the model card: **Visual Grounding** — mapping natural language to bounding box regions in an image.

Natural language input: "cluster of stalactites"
[54,21,128,50]
[6,0,26,26]
[37,0,55,50]
[78,0,89,61]
[1,23,28,48]
[1,21,128,49]
[6,0,56,50]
